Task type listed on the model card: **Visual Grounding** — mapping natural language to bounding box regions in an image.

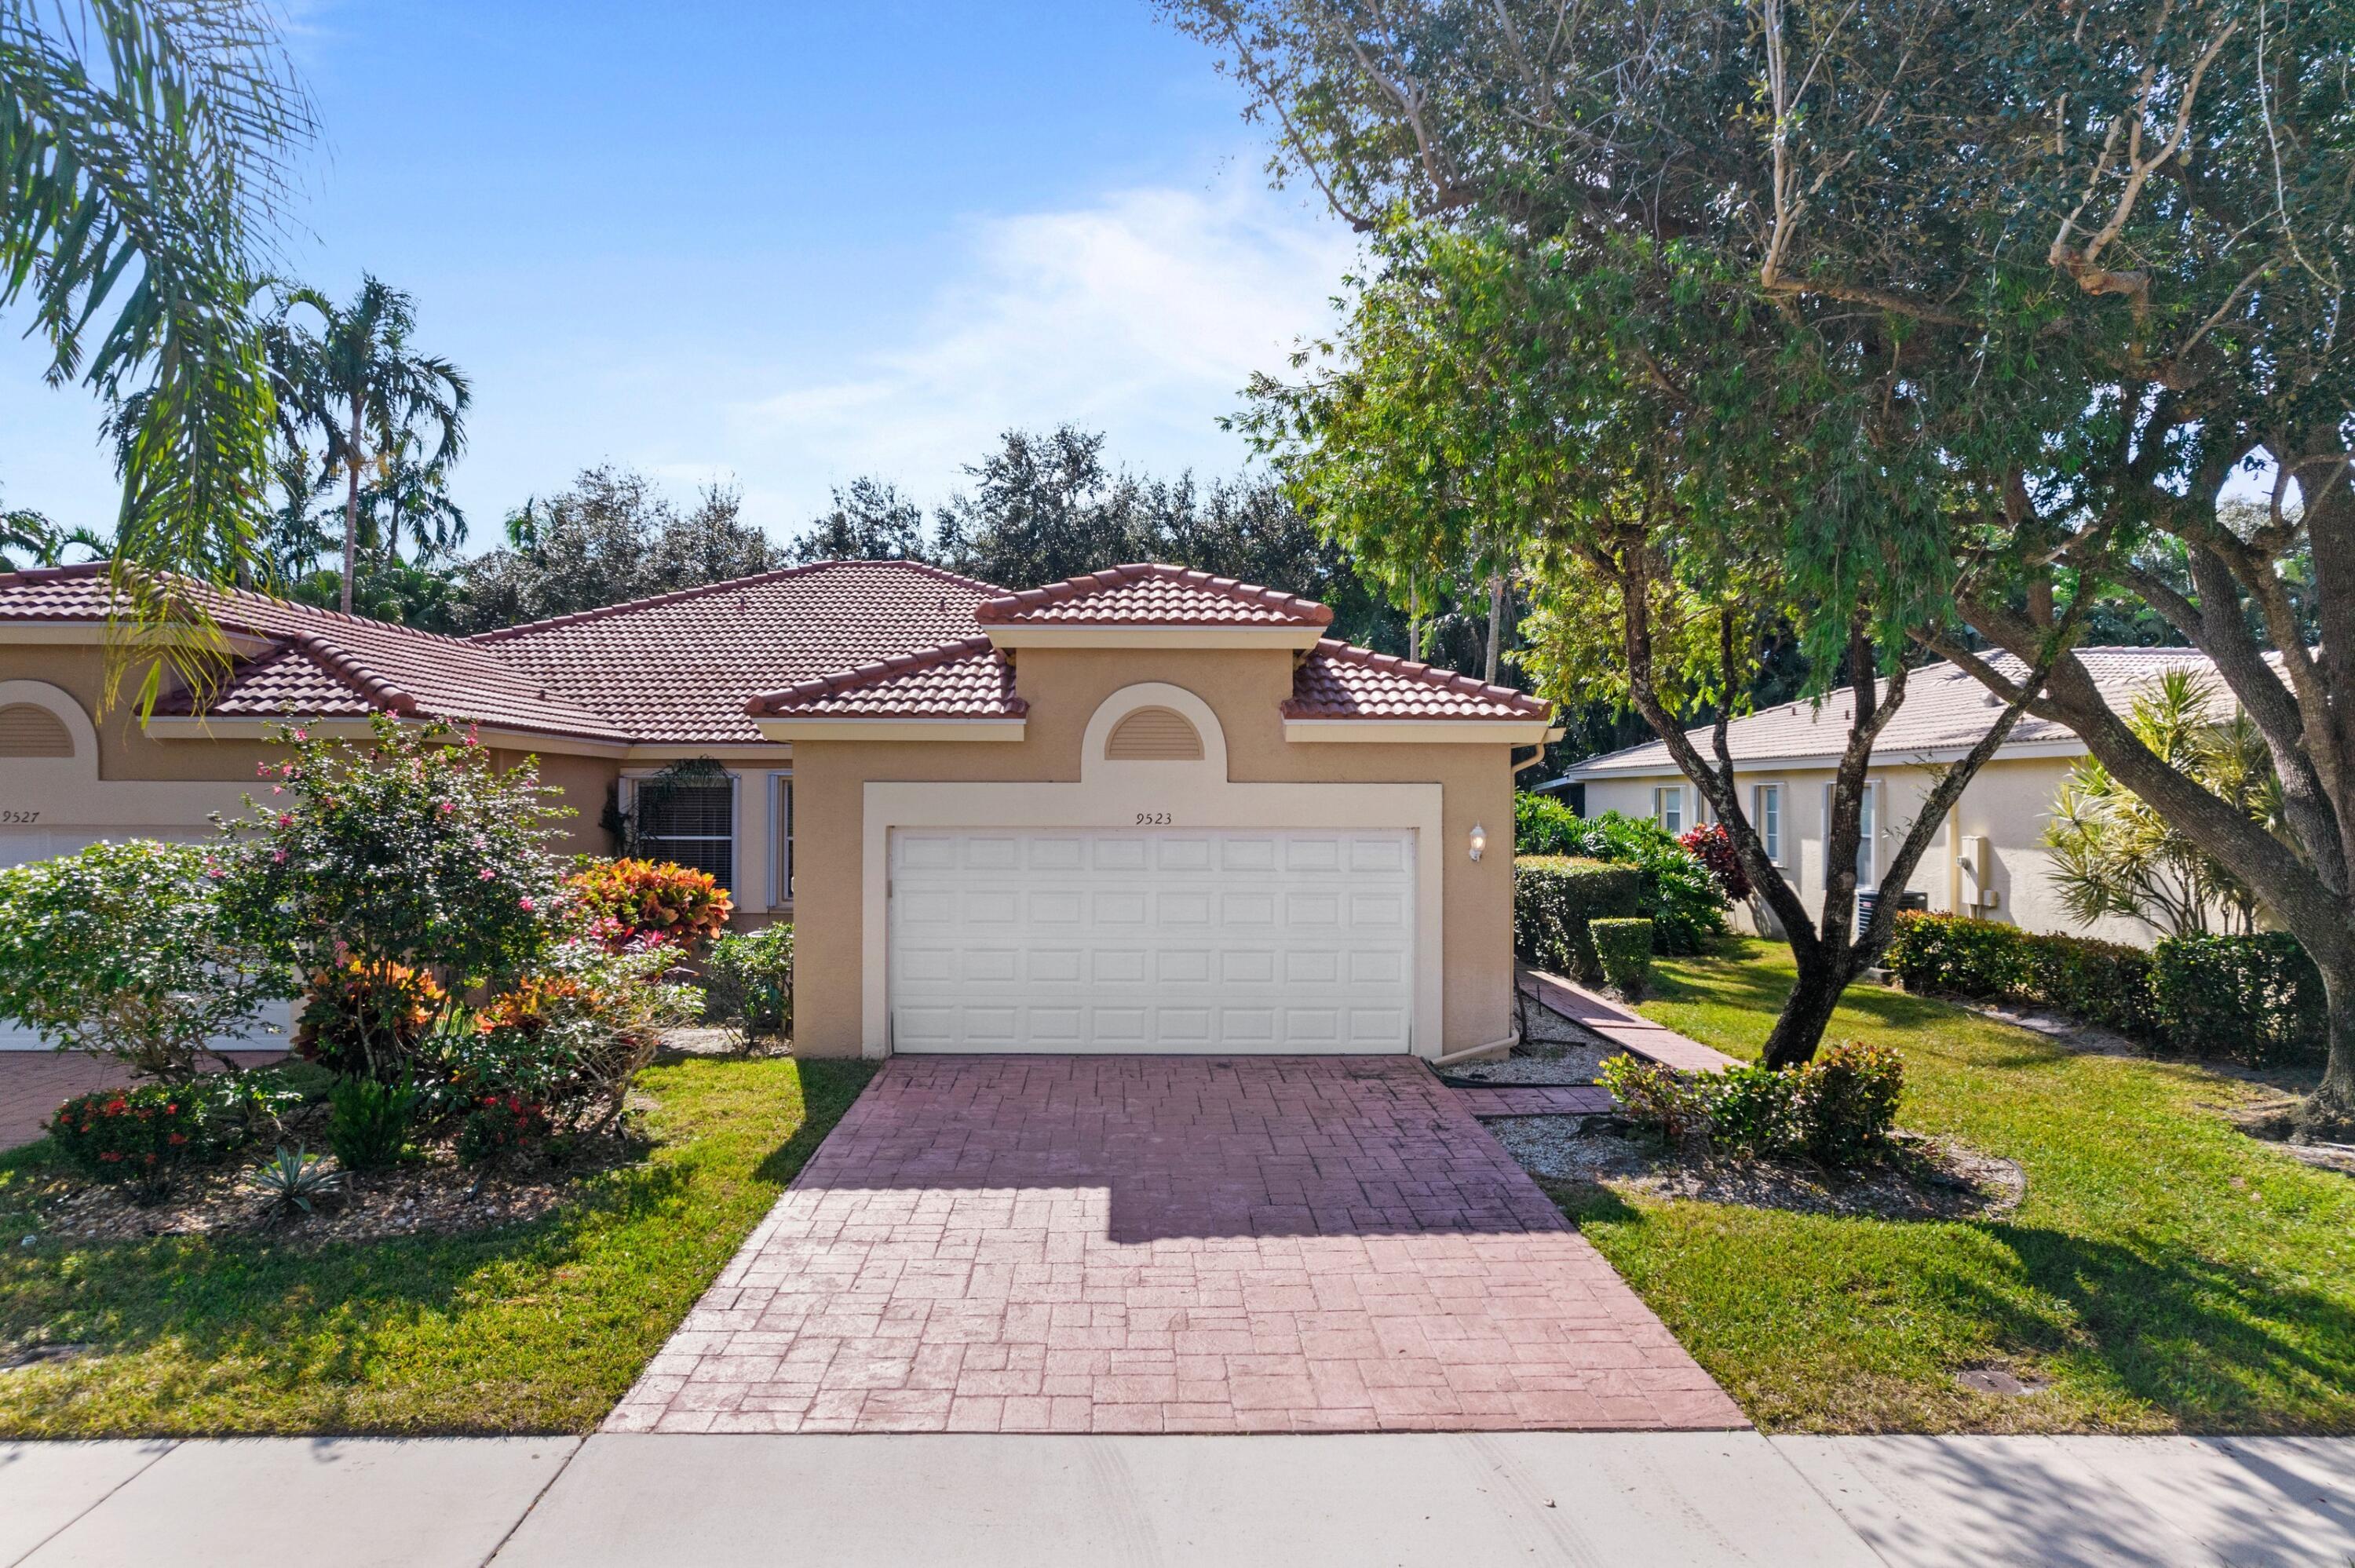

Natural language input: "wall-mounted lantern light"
[1469,822,1488,862]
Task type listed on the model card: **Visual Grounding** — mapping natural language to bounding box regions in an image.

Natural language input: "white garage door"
[889,827,1415,1053]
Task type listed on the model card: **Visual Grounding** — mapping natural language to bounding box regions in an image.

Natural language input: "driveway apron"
[608,1056,1741,1435]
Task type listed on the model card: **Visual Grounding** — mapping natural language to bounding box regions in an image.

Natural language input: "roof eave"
[751,717,1028,742]
[984,625,1326,651]
[1284,718,1560,744]
[1561,735,2092,779]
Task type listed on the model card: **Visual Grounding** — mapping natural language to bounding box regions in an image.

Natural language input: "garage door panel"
[890,826,1415,1054]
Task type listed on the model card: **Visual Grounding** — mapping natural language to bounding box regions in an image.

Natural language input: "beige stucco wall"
[1580,751,2152,946]
[790,645,1518,1059]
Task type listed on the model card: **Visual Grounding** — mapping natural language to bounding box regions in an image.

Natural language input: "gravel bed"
[1495,1114,2024,1220]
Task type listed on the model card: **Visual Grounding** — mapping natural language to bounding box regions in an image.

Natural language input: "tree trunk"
[340,396,365,615]
[1484,570,1506,685]
[1762,938,1854,1068]
[1408,573,1421,662]
[2312,951,2355,1129]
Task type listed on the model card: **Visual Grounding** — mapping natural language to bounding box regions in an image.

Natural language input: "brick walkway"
[0,1051,286,1150]
[1452,1085,1615,1118]
[609,1056,1740,1435]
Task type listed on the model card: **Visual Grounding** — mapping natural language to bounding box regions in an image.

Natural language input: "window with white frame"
[1754,783,1781,865]
[1653,785,1684,836]
[634,774,737,891]
[769,772,794,907]
[1821,780,1879,891]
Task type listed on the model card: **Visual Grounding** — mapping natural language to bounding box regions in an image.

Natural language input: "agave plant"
[253,1145,342,1219]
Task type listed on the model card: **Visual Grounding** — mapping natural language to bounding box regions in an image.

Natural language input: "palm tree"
[270,277,469,614]
[3,0,312,694]
[354,426,468,567]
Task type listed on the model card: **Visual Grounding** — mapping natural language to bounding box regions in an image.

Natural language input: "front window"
[1655,786,1684,836]
[772,773,794,907]
[1857,783,1877,890]
[1756,784,1781,864]
[636,776,736,892]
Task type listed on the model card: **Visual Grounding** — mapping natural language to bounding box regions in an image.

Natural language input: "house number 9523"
[1134,811,1173,826]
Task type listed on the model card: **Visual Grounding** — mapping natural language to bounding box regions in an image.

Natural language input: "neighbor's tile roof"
[0,565,632,742]
[746,637,1026,720]
[470,561,1003,743]
[974,563,1334,628]
[1284,641,1554,721]
[1565,647,2217,778]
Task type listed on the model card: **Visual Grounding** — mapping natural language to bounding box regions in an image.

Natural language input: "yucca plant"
[253,1145,341,1218]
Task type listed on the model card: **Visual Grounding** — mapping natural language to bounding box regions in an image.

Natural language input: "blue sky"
[1,1,1357,550]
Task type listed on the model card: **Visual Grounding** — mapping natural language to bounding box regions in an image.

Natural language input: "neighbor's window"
[635,775,736,892]
[770,772,794,907]
[1653,786,1684,836]
[1824,781,1879,891]
[1754,784,1781,864]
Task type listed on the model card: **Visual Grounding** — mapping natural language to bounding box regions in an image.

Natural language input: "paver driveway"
[609,1056,1741,1435]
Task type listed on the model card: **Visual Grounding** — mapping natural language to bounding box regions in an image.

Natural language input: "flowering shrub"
[441,939,701,1130]
[456,1093,553,1166]
[48,1084,231,1197]
[1678,823,1754,903]
[0,840,289,1077]
[704,923,794,1047]
[215,714,569,1019]
[293,961,447,1081]
[566,858,732,952]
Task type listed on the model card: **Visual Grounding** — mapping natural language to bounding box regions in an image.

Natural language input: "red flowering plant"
[48,1083,233,1199]
[455,1092,555,1167]
[215,715,571,1083]
[1678,823,1754,903]
[565,858,732,954]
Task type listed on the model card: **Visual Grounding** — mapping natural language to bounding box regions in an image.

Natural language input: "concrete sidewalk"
[5,1431,2351,1566]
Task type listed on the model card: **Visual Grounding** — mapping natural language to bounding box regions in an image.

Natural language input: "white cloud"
[734,176,1360,527]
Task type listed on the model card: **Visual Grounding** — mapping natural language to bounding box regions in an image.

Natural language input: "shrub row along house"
[1562,649,2220,946]
[0,560,1557,1059]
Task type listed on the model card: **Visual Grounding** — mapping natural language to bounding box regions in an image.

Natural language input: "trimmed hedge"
[1886,911,2324,1064]
[1591,917,1656,999]
[1514,795,1726,953]
[2151,932,2326,1063]
[1513,857,1642,982]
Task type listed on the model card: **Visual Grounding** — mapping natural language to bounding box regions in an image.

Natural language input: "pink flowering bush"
[217,715,571,1081]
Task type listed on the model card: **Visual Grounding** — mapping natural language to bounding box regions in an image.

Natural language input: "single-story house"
[0,560,1558,1060]
[1561,648,2212,946]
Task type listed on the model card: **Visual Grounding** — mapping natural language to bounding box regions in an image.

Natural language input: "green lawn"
[1551,939,2355,1434]
[0,1056,871,1436]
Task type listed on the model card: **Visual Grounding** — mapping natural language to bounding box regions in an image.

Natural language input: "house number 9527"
[0,809,38,825]
[1134,811,1173,826]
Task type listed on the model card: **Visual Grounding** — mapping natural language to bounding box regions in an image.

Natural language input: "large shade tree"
[2,0,311,702]
[1167,0,2355,1125]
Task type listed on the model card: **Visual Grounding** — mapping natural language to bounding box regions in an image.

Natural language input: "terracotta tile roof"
[747,637,1026,720]
[0,566,632,742]
[1565,647,2216,777]
[472,561,1005,742]
[974,563,1333,628]
[1283,641,1553,721]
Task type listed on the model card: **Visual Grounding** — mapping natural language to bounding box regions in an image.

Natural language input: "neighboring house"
[0,560,1557,1060]
[1561,649,2214,946]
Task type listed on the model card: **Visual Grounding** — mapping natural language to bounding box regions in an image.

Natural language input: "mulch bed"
[1496,1114,2025,1221]
[12,1111,648,1248]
